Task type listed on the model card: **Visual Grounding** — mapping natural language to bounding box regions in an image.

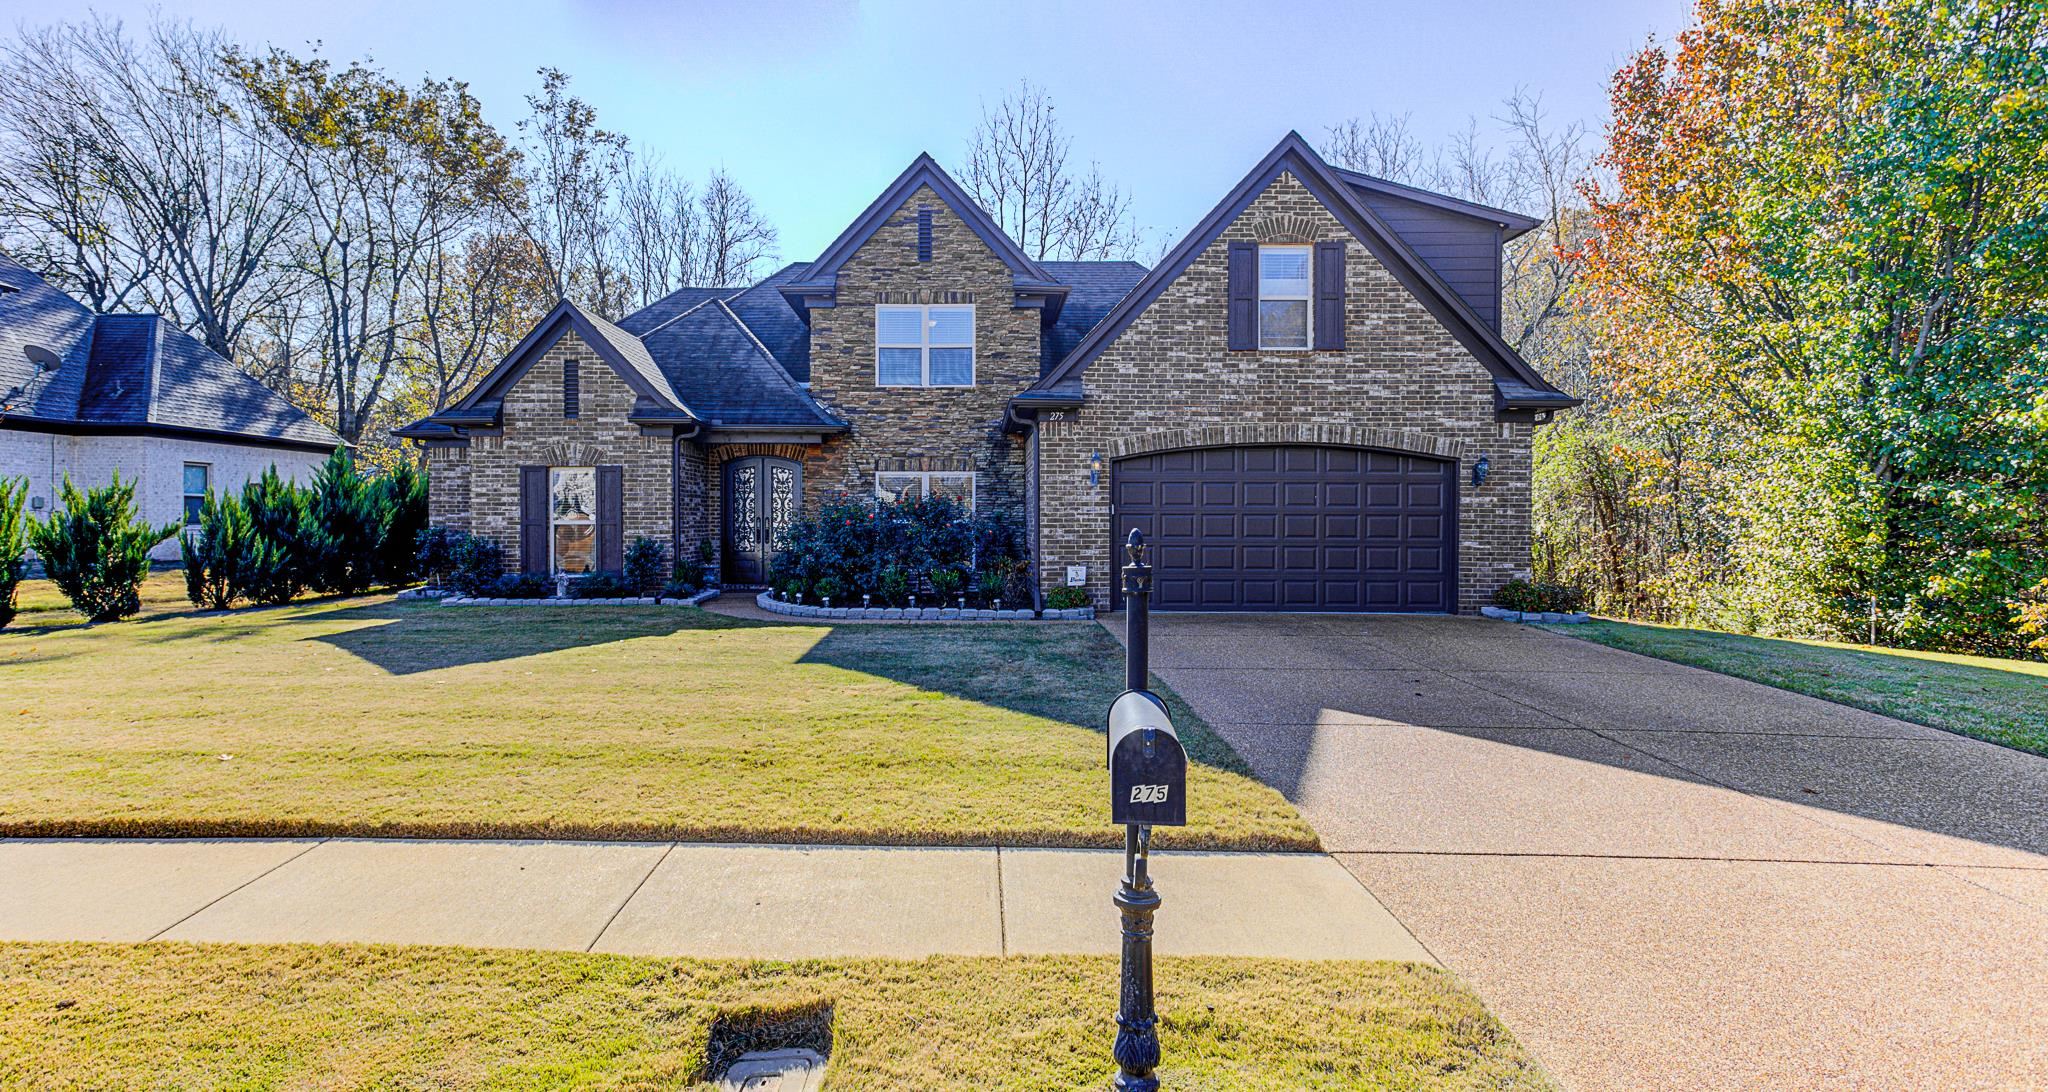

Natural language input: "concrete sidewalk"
[0,838,1432,962]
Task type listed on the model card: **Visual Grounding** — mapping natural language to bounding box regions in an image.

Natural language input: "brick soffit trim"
[1107,423,1468,462]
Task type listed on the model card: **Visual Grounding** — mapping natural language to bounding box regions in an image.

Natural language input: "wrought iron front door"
[722,456,801,585]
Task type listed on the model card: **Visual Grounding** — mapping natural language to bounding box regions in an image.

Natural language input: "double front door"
[722,456,802,586]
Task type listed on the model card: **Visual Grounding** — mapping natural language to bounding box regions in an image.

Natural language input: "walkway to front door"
[722,456,802,585]
[1114,612,2048,1090]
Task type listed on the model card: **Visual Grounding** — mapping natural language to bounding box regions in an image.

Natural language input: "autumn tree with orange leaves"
[1566,0,2048,654]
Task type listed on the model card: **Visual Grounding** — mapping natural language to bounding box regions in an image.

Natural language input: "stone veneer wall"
[1034,171,1534,615]
[425,330,676,571]
[802,183,1033,526]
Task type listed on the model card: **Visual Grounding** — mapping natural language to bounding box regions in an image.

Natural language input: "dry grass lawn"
[0,576,1314,849]
[0,942,1549,1090]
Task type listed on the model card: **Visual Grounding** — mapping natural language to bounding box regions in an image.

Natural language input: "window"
[1257,245,1312,349]
[875,471,975,511]
[876,304,973,386]
[549,466,596,574]
[182,463,210,524]
[563,359,580,418]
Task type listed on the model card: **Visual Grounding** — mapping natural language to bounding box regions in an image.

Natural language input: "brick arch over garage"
[1107,423,1469,464]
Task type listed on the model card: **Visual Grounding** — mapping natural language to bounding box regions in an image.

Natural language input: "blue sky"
[7,0,1694,260]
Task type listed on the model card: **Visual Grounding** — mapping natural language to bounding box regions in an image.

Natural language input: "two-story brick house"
[400,133,1576,613]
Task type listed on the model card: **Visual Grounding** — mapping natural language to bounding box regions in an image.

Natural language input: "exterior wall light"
[1089,450,1105,488]
[1472,454,1491,487]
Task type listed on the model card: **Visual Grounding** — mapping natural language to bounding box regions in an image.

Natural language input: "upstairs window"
[182,463,210,524]
[877,305,974,387]
[1257,245,1312,349]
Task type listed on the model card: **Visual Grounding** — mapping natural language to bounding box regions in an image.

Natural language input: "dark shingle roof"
[1041,261,1148,376]
[638,296,839,429]
[616,287,737,336]
[0,250,341,449]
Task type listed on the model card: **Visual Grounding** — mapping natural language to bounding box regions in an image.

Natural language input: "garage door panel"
[1114,445,1455,613]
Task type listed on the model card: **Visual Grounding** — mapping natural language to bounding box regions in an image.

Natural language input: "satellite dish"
[25,345,61,371]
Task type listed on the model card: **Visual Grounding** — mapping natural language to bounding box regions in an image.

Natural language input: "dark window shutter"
[519,466,548,574]
[1226,241,1256,350]
[1314,241,1346,350]
[563,360,580,418]
[596,465,624,573]
[917,207,933,261]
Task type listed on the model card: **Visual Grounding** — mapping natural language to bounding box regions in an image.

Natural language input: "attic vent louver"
[916,207,933,261]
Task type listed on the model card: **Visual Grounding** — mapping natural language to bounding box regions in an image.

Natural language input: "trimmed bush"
[179,491,257,610]
[674,539,714,591]
[26,474,178,622]
[659,578,700,600]
[486,572,551,599]
[772,495,1028,608]
[1491,579,1586,614]
[240,468,311,606]
[623,537,668,595]
[445,532,505,597]
[571,572,630,599]
[1044,586,1090,611]
[0,476,26,628]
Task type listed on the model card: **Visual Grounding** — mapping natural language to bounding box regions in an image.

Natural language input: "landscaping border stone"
[754,590,1092,622]
[1479,604,1592,624]
[430,588,722,608]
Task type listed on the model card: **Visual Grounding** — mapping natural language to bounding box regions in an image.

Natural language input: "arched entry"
[722,455,802,586]
[1112,444,1456,612]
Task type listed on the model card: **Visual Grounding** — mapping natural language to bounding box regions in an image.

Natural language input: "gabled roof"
[1040,261,1148,376]
[404,299,698,438]
[1333,167,1544,240]
[638,296,841,429]
[777,154,1069,316]
[1026,133,1576,412]
[0,250,341,450]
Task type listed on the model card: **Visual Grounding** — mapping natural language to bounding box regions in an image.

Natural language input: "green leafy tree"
[179,490,257,610]
[25,474,178,622]
[0,477,27,628]
[1581,0,2048,654]
[241,467,311,605]
[302,448,382,596]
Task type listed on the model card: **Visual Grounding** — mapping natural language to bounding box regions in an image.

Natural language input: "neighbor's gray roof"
[0,250,342,449]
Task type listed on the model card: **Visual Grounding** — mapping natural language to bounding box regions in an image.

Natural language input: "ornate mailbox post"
[1106,529,1186,1091]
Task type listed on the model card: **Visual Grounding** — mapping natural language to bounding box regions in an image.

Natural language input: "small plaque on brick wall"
[1065,565,1087,587]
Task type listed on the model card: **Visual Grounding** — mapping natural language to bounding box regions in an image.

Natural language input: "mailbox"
[1108,689,1186,827]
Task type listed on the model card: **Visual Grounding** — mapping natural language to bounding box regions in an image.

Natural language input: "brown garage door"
[1113,445,1456,612]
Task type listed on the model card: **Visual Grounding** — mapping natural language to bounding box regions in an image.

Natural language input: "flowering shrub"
[771,494,1029,607]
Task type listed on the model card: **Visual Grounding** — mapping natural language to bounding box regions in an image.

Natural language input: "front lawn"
[0,943,1548,1090]
[1550,619,2048,755]
[0,581,1313,849]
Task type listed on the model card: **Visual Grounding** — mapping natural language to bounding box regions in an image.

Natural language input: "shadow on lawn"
[310,600,753,674]
[794,621,1254,774]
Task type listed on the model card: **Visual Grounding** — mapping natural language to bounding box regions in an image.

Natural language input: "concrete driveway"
[1131,613,2048,1091]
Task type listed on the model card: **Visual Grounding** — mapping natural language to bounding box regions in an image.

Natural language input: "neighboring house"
[0,252,341,560]
[401,133,1577,613]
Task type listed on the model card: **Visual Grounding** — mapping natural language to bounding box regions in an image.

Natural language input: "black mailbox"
[1108,689,1186,827]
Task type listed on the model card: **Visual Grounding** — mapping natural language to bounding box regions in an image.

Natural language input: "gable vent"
[917,206,933,261]
[563,359,580,418]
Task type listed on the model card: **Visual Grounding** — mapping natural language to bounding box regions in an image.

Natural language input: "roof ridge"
[638,289,743,338]
[712,298,842,427]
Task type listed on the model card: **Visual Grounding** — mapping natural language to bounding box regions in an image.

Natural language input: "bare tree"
[515,68,629,315]
[617,158,697,307]
[0,17,302,358]
[694,168,777,286]
[1321,112,1430,182]
[960,81,1141,261]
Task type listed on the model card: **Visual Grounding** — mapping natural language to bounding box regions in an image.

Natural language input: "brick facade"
[1033,172,1533,614]
[803,184,1032,526]
[426,331,676,573]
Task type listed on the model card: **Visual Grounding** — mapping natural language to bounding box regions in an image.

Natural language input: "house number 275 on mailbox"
[1127,785,1171,804]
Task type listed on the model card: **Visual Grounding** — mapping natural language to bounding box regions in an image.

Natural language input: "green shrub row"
[1490,578,1587,614]
[176,451,427,612]
[416,529,710,600]
[770,494,1030,609]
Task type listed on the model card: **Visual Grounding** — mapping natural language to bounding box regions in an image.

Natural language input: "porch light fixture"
[1472,454,1491,487]
[1089,450,1104,488]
